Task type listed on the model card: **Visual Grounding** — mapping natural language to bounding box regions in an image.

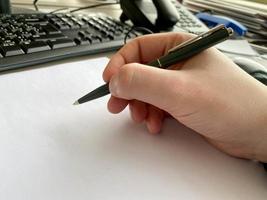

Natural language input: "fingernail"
[109,76,120,97]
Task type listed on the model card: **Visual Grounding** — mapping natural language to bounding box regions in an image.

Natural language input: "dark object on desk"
[0,0,11,14]
[0,13,140,72]
[233,57,267,85]
[120,0,179,32]
[120,0,208,34]
[74,25,233,105]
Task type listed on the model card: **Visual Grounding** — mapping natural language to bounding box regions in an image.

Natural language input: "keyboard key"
[22,41,51,53]
[54,22,70,30]
[0,44,25,57]
[85,35,101,44]
[26,20,48,26]
[74,37,90,45]
[48,38,76,49]
[42,24,61,34]
[25,18,45,22]
[30,29,46,36]
[78,30,87,38]
[33,33,67,41]
[100,35,110,42]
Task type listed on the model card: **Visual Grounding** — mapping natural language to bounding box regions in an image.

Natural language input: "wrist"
[252,93,267,162]
[253,129,267,163]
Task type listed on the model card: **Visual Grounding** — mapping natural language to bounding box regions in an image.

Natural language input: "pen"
[73,24,233,105]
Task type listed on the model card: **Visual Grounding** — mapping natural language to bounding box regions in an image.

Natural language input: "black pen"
[73,25,233,105]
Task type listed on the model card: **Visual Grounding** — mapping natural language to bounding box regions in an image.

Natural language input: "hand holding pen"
[74,25,232,105]
[74,24,267,163]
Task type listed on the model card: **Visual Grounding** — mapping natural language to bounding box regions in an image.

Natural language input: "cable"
[33,0,39,11]
[124,26,154,45]
[48,2,119,14]
[48,2,118,14]
[49,7,70,14]
[34,0,119,14]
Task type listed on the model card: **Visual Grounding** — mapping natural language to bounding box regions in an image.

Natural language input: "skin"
[102,32,267,162]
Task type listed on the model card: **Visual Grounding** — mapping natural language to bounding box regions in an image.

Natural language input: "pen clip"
[168,24,231,54]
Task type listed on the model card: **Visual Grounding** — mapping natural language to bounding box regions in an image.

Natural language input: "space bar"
[48,38,76,49]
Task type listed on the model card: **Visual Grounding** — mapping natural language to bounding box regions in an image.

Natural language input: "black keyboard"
[0,13,140,72]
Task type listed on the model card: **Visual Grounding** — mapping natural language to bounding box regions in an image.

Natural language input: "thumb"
[109,63,184,112]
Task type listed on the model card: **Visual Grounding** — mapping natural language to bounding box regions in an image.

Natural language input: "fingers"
[107,96,148,122]
[109,94,165,134]
[109,62,183,113]
[108,93,165,134]
[107,96,128,114]
[129,101,165,134]
[146,105,165,134]
[103,32,192,82]
[129,100,147,123]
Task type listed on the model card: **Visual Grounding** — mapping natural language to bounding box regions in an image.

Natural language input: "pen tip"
[73,101,79,105]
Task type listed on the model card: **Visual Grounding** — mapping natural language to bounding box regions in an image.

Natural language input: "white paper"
[0,57,266,200]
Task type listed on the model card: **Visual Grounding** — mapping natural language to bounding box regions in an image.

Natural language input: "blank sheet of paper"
[0,58,266,200]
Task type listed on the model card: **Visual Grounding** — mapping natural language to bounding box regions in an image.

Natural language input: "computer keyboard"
[0,1,208,73]
[0,13,139,72]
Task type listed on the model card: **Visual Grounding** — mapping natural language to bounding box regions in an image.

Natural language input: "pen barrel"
[78,83,109,103]
[153,28,231,69]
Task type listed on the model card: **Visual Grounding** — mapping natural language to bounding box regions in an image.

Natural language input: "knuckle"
[116,64,137,97]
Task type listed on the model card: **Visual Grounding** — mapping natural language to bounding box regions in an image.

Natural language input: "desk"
[1,2,267,200]
[11,0,122,17]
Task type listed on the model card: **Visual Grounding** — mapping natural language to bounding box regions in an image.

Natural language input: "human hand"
[103,33,267,162]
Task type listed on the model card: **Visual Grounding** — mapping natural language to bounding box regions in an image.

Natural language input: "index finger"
[103,32,193,82]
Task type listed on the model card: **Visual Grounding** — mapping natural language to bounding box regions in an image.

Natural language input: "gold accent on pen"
[156,59,162,67]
